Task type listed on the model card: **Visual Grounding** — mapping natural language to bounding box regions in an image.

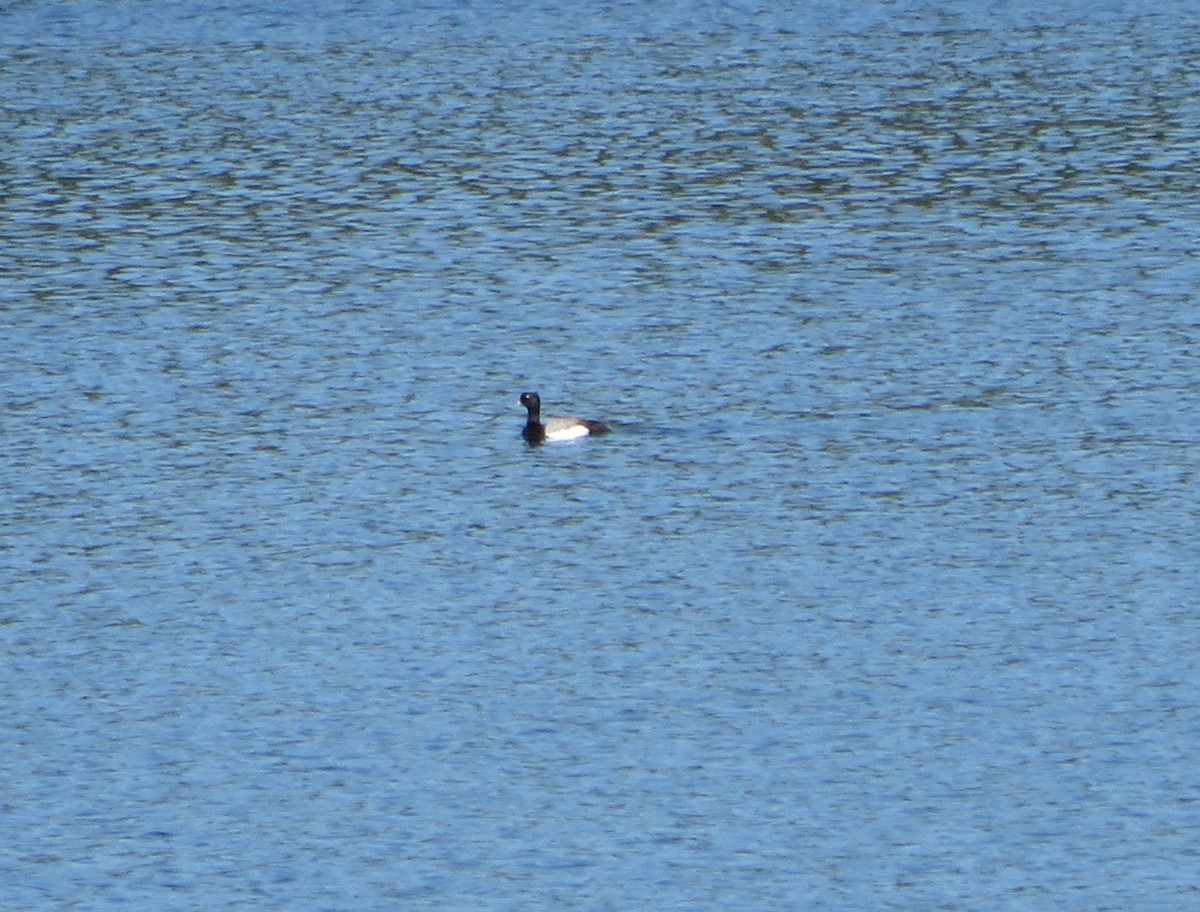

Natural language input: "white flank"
[544,424,590,442]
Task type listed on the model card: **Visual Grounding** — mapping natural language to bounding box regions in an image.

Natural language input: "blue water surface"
[3,1,1199,909]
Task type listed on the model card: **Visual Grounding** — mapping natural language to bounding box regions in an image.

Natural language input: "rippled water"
[4,1,1200,909]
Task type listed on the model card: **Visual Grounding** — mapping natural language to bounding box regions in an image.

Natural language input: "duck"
[520,391,610,445]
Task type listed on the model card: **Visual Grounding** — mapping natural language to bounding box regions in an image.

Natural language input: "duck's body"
[520,391,610,445]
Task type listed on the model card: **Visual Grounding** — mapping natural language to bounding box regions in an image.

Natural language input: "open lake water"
[3,1,1199,908]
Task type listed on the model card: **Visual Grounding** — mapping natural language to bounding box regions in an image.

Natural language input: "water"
[3,1,1200,908]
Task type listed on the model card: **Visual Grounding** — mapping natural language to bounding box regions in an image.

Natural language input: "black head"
[519,391,540,415]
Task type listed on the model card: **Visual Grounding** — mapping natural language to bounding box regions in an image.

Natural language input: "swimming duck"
[519,391,610,445]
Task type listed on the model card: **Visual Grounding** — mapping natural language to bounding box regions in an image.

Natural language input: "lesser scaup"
[520,391,610,445]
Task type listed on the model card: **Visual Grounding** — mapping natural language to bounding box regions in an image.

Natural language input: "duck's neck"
[522,418,545,444]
